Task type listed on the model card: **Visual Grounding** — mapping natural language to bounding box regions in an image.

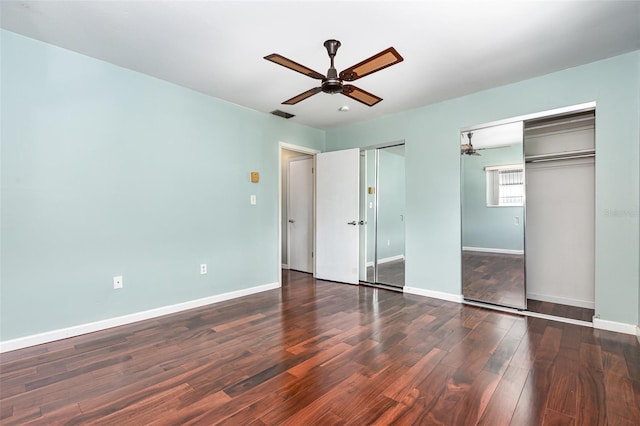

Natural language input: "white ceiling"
[2,1,639,130]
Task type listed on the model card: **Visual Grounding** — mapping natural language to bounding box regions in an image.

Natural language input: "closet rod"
[525,149,595,163]
[525,116,594,132]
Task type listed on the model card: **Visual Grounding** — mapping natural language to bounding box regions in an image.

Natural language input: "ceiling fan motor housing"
[322,77,343,94]
[322,40,343,94]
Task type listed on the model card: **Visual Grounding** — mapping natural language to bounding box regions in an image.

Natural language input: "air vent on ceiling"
[271,110,295,119]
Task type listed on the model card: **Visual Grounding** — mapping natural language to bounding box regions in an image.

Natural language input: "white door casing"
[315,148,360,284]
[288,157,313,273]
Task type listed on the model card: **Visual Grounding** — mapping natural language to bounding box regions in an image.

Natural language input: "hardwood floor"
[1,270,639,425]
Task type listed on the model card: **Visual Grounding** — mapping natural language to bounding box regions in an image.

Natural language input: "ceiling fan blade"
[341,85,382,107]
[339,47,403,81]
[283,87,322,105]
[264,54,325,80]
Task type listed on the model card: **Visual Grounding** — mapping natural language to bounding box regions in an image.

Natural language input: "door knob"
[347,220,358,225]
[288,219,295,223]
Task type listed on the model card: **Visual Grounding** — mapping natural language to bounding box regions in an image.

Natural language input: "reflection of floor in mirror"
[366,259,404,288]
[462,251,525,308]
[526,299,594,322]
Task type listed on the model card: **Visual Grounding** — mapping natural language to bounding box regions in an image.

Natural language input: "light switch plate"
[250,195,257,205]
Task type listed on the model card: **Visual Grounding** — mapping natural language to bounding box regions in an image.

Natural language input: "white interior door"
[288,158,313,273]
[315,148,360,284]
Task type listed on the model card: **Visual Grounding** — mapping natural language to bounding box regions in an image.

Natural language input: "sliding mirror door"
[461,122,526,309]
[360,144,406,288]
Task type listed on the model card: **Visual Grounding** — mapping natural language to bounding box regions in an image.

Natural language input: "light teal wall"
[327,51,640,326]
[462,144,524,251]
[0,31,324,340]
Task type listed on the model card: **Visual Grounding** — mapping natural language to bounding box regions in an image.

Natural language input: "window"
[486,164,524,206]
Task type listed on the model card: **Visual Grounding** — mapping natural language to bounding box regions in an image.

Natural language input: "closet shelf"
[525,149,595,163]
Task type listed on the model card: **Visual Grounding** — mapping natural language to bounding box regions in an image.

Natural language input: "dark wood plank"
[1,270,638,425]
[543,409,576,425]
[576,342,607,425]
[476,364,530,425]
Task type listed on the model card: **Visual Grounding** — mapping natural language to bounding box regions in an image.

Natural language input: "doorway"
[288,157,313,273]
[524,110,595,321]
[280,143,319,278]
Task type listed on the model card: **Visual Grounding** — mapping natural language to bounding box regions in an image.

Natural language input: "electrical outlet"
[113,276,123,289]
[200,264,207,275]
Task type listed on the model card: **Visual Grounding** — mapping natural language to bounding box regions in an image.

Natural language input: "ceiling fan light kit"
[264,39,403,107]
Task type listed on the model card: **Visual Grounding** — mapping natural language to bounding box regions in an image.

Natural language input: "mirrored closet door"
[461,122,526,309]
[460,105,596,319]
[359,144,406,288]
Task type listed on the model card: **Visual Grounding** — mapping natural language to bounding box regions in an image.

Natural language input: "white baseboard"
[463,246,524,255]
[0,282,280,354]
[404,286,464,303]
[527,292,595,309]
[365,255,405,267]
[592,318,638,335]
[380,254,404,264]
[281,264,289,269]
[403,287,637,336]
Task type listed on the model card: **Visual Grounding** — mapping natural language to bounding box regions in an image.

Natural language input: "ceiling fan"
[461,132,481,156]
[264,39,403,107]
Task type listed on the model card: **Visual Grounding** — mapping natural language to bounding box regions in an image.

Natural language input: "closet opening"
[524,109,595,322]
[460,103,596,325]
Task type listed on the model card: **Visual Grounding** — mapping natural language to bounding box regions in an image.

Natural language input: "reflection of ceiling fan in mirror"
[461,132,481,156]
[264,39,403,106]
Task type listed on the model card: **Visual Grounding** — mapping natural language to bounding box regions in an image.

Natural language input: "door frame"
[279,142,320,286]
